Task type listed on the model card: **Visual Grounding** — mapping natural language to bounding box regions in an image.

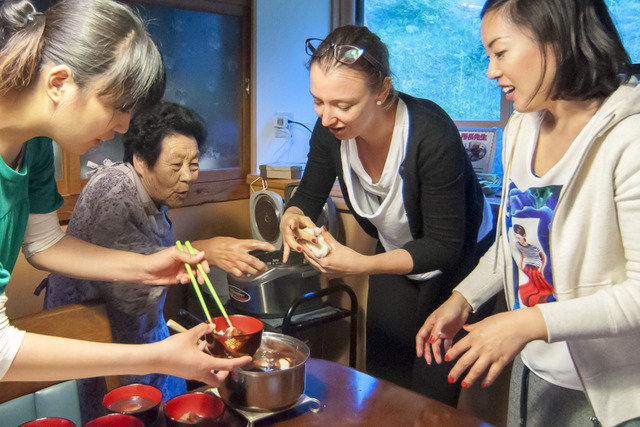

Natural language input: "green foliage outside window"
[364,0,640,122]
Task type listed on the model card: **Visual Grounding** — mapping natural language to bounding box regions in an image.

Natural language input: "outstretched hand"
[153,322,252,386]
[196,237,275,277]
[416,291,472,365]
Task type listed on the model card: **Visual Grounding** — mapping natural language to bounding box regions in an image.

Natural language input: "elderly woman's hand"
[194,237,275,277]
[279,207,319,263]
[151,323,252,386]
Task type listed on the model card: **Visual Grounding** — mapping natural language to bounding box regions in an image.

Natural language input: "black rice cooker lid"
[252,249,307,267]
[228,250,317,284]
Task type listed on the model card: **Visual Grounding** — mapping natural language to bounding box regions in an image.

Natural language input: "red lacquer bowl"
[205,315,263,358]
[20,418,75,427]
[83,413,143,427]
[102,384,162,425]
[164,392,225,426]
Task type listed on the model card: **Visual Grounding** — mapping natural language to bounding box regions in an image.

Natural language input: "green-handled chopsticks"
[177,240,234,329]
[176,241,212,323]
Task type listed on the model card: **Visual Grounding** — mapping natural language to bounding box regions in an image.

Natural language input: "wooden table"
[192,358,492,427]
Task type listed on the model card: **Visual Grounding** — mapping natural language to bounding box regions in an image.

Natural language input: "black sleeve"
[402,102,480,274]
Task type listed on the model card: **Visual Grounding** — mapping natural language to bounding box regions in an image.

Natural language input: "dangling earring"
[376,100,382,106]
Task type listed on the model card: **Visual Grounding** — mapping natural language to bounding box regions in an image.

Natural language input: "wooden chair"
[0,300,119,404]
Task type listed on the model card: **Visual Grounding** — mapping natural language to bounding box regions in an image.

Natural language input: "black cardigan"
[287,92,485,277]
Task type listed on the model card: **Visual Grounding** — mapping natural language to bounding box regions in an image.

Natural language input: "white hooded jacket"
[455,78,640,427]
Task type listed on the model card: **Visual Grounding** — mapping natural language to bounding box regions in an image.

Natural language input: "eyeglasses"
[305,38,384,71]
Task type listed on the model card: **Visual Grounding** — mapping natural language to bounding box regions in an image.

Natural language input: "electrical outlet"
[274,115,289,128]
[274,112,293,137]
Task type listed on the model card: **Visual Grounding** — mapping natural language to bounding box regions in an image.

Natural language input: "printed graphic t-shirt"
[506,111,597,390]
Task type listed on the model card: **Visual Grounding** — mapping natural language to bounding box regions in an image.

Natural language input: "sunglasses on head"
[305,38,384,71]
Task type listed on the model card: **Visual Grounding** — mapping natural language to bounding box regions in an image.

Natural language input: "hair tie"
[26,12,41,23]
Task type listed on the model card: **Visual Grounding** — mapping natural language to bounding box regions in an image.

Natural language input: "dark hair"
[123,102,207,169]
[0,0,165,112]
[513,224,526,236]
[481,0,631,101]
[307,25,396,103]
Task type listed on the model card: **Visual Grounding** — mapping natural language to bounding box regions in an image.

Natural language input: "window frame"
[353,0,511,130]
[56,0,252,221]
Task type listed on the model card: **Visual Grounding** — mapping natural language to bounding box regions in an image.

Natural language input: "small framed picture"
[458,127,501,174]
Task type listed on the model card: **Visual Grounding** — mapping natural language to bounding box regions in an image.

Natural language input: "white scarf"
[341,99,441,281]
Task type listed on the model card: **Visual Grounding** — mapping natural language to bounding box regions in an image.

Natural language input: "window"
[361,0,640,176]
[607,0,640,63]
[362,0,640,125]
[55,0,251,220]
[362,0,509,128]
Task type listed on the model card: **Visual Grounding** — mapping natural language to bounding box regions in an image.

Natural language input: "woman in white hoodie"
[416,0,639,426]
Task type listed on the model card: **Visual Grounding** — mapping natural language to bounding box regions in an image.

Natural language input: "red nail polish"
[444,355,450,362]
[481,383,488,389]
[448,375,455,383]
[312,239,317,244]
[428,336,435,344]
[463,324,470,328]
[461,382,468,388]
[322,225,327,232]
[296,246,302,252]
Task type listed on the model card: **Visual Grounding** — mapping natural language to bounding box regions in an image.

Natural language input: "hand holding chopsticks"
[176,241,212,323]
[184,241,234,329]
[176,240,234,329]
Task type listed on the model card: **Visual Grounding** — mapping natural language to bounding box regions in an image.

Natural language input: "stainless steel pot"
[218,332,309,412]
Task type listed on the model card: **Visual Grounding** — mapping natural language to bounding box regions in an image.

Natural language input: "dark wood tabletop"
[186,358,492,427]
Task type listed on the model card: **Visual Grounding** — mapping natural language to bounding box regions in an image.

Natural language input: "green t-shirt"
[0,137,64,295]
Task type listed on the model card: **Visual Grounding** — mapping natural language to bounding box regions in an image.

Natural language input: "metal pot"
[217,332,309,412]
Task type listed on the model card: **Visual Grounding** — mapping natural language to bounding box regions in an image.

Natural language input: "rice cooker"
[227,250,322,318]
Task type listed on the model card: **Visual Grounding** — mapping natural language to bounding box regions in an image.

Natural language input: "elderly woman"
[42,102,273,421]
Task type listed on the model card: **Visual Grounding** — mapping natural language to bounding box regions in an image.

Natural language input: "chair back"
[0,301,118,404]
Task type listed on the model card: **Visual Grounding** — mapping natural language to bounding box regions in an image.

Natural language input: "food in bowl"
[245,336,303,372]
[102,384,162,424]
[107,395,158,413]
[205,315,263,358]
[164,392,224,427]
[176,412,207,424]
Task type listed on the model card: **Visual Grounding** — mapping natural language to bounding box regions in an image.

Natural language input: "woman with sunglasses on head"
[280,25,494,406]
[416,0,639,425]
[0,0,250,387]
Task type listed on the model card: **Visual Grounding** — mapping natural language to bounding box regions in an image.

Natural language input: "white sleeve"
[0,294,26,380]
[22,212,65,259]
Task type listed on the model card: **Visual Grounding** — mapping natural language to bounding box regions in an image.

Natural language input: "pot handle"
[306,397,322,413]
